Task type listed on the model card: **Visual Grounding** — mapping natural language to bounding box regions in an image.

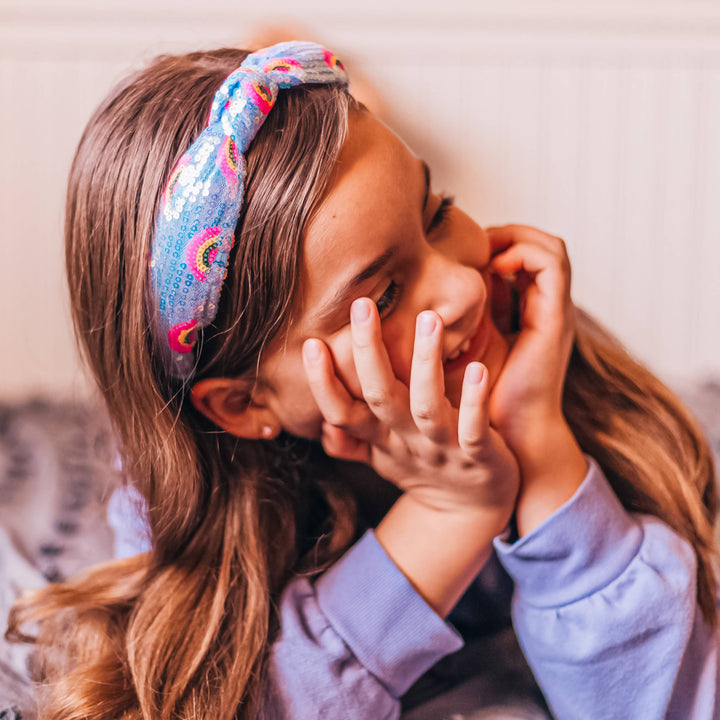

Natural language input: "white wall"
[1,0,719,399]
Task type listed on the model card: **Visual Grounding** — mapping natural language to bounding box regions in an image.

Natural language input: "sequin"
[186,227,222,282]
[149,41,349,379]
[168,319,198,353]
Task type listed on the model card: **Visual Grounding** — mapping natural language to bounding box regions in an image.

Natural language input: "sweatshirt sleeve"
[107,489,464,718]
[261,529,464,718]
[493,455,719,720]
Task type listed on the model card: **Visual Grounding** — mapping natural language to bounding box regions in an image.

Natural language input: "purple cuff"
[315,529,464,698]
[494,454,643,607]
[107,485,152,558]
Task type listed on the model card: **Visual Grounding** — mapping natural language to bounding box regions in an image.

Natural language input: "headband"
[149,41,348,379]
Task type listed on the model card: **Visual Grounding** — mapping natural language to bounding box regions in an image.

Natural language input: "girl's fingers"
[486,224,565,256]
[302,337,378,440]
[409,311,452,443]
[489,242,571,326]
[491,240,570,286]
[486,226,514,259]
[320,423,371,463]
[457,362,489,455]
[351,298,412,430]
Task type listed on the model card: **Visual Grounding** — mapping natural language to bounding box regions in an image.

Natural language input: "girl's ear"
[189,377,281,440]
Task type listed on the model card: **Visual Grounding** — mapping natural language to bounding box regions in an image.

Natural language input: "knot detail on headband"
[149,41,348,379]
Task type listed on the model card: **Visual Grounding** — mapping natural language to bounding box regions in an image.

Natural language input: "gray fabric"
[0,400,119,719]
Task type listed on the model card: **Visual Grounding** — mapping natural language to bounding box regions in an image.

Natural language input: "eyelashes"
[375,280,401,317]
[428,194,455,233]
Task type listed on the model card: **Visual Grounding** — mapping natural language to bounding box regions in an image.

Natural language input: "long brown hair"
[7,46,717,720]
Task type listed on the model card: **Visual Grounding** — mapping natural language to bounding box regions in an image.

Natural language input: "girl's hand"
[302,299,519,519]
[486,225,577,457]
[486,225,588,535]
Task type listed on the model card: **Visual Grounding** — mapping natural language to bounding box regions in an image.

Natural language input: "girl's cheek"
[326,319,412,400]
[382,320,413,386]
[328,334,363,399]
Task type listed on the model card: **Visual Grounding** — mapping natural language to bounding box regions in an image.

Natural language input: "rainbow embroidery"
[263,57,302,74]
[168,319,198,354]
[242,80,274,114]
[186,227,223,282]
[164,156,190,207]
[323,50,344,72]
[218,137,240,188]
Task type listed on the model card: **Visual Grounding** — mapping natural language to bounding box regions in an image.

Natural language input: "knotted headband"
[149,41,348,379]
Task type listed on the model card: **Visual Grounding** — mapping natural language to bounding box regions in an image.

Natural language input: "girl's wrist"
[513,420,588,537]
[375,493,512,617]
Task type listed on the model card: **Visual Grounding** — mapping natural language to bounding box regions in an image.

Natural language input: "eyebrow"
[309,159,431,327]
[309,245,399,327]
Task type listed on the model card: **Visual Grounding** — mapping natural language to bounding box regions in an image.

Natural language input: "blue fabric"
[148,41,348,378]
[494,456,718,719]
[108,457,720,718]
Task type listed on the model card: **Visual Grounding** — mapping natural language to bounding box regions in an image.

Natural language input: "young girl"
[7,41,718,720]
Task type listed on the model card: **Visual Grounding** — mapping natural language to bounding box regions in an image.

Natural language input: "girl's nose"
[422,251,487,335]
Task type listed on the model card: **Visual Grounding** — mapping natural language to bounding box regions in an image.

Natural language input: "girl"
[7,41,718,720]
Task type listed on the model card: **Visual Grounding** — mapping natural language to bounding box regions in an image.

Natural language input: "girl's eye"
[370,194,454,322]
[375,281,401,318]
[427,194,455,233]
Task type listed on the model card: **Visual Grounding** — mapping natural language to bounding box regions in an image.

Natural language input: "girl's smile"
[255,109,509,440]
[442,312,494,375]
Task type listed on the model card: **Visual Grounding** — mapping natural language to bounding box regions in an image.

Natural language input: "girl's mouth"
[443,315,492,375]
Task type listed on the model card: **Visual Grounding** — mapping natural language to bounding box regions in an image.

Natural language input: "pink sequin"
[168,319,198,353]
[263,57,302,74]
[323,49,345,71]
[242,79,274,114]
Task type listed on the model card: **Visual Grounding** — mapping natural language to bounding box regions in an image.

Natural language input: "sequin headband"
[149,41,348,379]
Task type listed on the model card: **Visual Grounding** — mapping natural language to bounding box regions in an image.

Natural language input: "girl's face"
[257,110,510,440]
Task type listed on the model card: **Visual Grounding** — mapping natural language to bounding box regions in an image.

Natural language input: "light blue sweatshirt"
[107,455,719,719]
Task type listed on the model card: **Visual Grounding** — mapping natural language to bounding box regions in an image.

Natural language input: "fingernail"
[351,299,371,323]
[303,339,321,363]
[466,363,484,384]
[417,312,436,336]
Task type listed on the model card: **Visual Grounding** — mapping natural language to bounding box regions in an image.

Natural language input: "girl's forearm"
[374,494,509,618]
[373,424,587,617]
[514,421,588,537]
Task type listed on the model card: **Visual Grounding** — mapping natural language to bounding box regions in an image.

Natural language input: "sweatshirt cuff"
[107,485,152,558]
[493,454,643,608]
[315,529,464,698]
